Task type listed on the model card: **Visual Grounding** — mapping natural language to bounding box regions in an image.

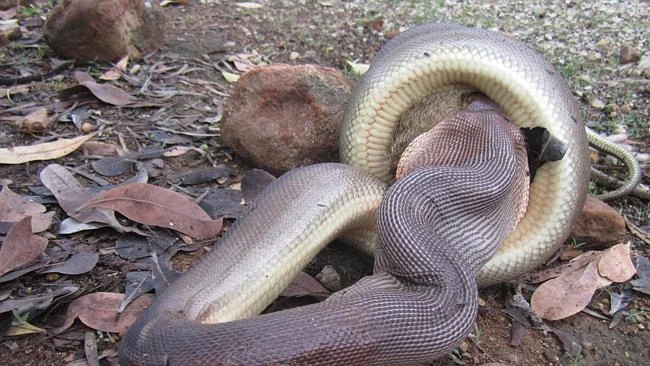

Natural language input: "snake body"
[120,23,610,364]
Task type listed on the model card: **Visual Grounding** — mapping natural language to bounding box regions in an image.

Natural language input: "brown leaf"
[0,217,48,276]
[531,261,599,321]
[52,293,153,334]
[597,243,636,282]
[73,71,136,106]
[0,133,97,164]
[40,164,146,235]
[280,272,330,299]
[80,183,223,240]
[523,250,601,284]
[0,186,53,232]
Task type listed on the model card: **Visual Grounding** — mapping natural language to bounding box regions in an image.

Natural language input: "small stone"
[571,196,626,247]
[80,122,94,133]
[315,265,343,291]
[582,341,594,351]
[222,64,353,174]
[289,51,300,61]
[478,297,486,307]
[458,341,469,353]
[43,0,166,61]
[590,98,606,110]
[639,323,646,330]
[619,44,640,65]
[505,354,519,364]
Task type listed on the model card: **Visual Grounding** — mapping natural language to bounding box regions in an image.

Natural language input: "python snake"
[119,23,640,365]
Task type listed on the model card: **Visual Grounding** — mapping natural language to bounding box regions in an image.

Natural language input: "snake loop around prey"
[119,23,640,365]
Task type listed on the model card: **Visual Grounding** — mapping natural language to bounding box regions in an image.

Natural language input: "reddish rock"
[221,64,353,174]
[43,0,165,62]
[571,196,627,247]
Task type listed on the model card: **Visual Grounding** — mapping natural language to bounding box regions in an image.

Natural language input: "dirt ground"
[0,1,648,366]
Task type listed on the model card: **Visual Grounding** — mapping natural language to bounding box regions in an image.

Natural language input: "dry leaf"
[241,169,276,204]
[39,164,142,234]
[6,321,46,336]
[221,71,240,83]
[280,272,330,299]
[531,261,599,320]
[0,186,54,232]
[0,217,48,277]
[80,183,223,240]
[73,71,136,106]
[597,243,636,282]
[99,55,129,81]
[0,84,29,99]
[41,251,99,275]
[0,8,17,20]
[53,293,153,334]
[0,133,96,164]
[523,250,601,284]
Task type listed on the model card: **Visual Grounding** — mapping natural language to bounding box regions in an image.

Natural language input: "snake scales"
[119,23,639,365]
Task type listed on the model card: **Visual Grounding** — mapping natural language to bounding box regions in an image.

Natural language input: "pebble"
[315,265,343,291]
[590,98,606,110]
[459,341,469,353]
[289,51,300,61]
[582,341,594,351]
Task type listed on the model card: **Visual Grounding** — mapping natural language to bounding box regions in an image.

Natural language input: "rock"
[619,44,640,65]
[571,196,626,247]
[43,0,165,62]
[222,64,353,174]
[315,264,343,292]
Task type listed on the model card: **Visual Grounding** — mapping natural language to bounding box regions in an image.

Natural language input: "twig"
[0,61,74,86]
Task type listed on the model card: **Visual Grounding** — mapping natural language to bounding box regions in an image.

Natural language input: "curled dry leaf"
[52,292,153,334]
[80,183,223,240]
[598,243,637,282]
[531,261,599,321]
[0,133,97,164]
[0,217,48,277]
[0,185,54,232]
[99,55,129,81]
